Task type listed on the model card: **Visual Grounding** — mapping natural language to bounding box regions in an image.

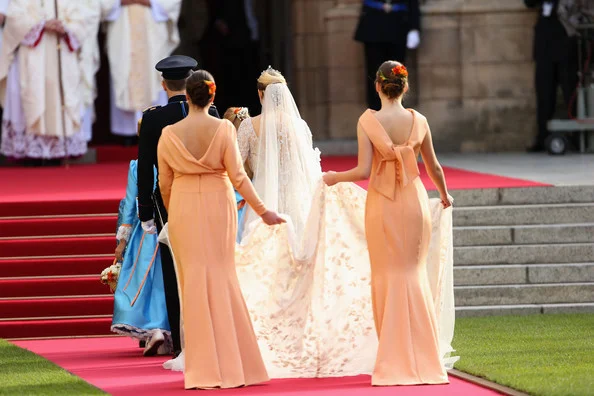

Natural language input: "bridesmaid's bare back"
[170,114,224,161]
[372,108,414,146]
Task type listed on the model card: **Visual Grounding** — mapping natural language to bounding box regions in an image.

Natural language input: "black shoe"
[139,340,146,348]
[23,158,43,167]
[42,159,62,167]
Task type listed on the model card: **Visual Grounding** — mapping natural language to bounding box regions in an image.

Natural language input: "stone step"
[454,263,594,286]
[454,282,594,306]
[456,302,594,317]
[453,203,594,227]
[454,243,594,265]
[454,223,594,246]
[440,185,594,207]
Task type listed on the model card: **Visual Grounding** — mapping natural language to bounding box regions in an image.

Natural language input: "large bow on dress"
[372,145,420,201]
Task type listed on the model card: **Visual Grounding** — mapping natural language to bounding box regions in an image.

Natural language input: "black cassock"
[137,95,220,354]
[354,0,421,110]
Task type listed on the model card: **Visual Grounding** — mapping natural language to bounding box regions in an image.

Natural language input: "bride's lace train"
[160,180,457,377]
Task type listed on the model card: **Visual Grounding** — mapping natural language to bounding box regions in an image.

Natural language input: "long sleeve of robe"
[79,0,102,111]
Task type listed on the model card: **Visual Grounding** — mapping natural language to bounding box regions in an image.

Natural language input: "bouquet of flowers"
[101,259,121,293]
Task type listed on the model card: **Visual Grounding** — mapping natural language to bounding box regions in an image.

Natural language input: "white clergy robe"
[0,0,97,158]
[103,0,181,136]
[0,0,10,52]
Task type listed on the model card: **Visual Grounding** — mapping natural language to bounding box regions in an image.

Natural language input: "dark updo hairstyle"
[186,70,215,108]
[375,60,408,100]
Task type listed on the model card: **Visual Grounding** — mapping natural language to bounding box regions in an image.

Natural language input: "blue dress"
[235,191,247,242]
[111,160,170,341]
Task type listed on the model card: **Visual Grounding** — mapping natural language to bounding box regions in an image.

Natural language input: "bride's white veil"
[243,69,322,240]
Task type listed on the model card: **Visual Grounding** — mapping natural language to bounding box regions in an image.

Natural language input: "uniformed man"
[354,0,421,110]
[525,0,578,152]
[137,55,220,357]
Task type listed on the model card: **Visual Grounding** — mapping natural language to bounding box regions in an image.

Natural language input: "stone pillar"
[325,2,367,139]
[418,0,537,151]
[292,0,336,139]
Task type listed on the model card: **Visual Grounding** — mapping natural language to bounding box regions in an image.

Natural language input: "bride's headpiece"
[257,66,286,90]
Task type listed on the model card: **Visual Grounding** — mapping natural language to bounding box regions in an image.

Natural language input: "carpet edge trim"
[449,369,529,396]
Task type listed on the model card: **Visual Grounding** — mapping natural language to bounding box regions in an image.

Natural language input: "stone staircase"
[444,185,594,317]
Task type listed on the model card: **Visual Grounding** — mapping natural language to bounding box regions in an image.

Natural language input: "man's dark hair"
[163,78,187,92]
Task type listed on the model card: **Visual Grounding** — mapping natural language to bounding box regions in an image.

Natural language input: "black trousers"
[364,41,407,110]
[154,198,181,354]
[534,54,578,147]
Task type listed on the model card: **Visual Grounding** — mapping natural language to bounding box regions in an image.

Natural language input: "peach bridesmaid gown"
[157,120,269,389]
[361,109,449,386]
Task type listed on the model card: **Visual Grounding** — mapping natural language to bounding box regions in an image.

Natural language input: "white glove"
[142,219,157,234]
[407,29,420,49]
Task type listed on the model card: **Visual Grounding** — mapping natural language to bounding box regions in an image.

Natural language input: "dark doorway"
[256,0,293,81]
[90,31,114,145]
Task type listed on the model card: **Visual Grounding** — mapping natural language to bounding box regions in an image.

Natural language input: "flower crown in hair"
[234,107,249,121]
[204,80,216,96]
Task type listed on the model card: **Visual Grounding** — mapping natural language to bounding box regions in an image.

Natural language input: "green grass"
[453,313,594,396]
[0,339,106,395]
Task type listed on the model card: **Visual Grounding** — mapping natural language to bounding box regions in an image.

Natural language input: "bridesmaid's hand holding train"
[261,210,286,226]
[440,194,453,209]
[322,171,338,187]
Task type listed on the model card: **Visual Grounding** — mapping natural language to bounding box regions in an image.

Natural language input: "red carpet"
[0,215,117,238]
[95,145,138,164]
[0,158,548,217]
[0,277,108,298]
[13,337,499,396]
[0,157,548,340]
[3,318,113,339]
[0,296,113,319]
[0,236,114,257]
[322,156,549,191]
[1,256,113,277]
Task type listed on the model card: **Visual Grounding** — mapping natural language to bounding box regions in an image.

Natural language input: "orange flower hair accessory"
[204,80,216,96]
[391,64,408,79]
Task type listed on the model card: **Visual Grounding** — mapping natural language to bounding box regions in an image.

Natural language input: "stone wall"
[292,0,539,152]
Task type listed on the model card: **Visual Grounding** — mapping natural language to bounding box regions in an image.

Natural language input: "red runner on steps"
[0,296,113,319]
[0,256,113,278]
[0,236,115,258]
[0,215,117,237]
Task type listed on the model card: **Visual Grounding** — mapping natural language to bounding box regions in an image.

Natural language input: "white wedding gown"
[160,84,457,378]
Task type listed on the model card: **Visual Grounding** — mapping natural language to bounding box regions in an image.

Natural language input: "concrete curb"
[449,369,529,396]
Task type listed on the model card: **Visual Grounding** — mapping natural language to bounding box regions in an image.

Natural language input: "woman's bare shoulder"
[409,108,428,123]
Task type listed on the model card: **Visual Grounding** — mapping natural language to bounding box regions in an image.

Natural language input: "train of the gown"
[159,180,458,378]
